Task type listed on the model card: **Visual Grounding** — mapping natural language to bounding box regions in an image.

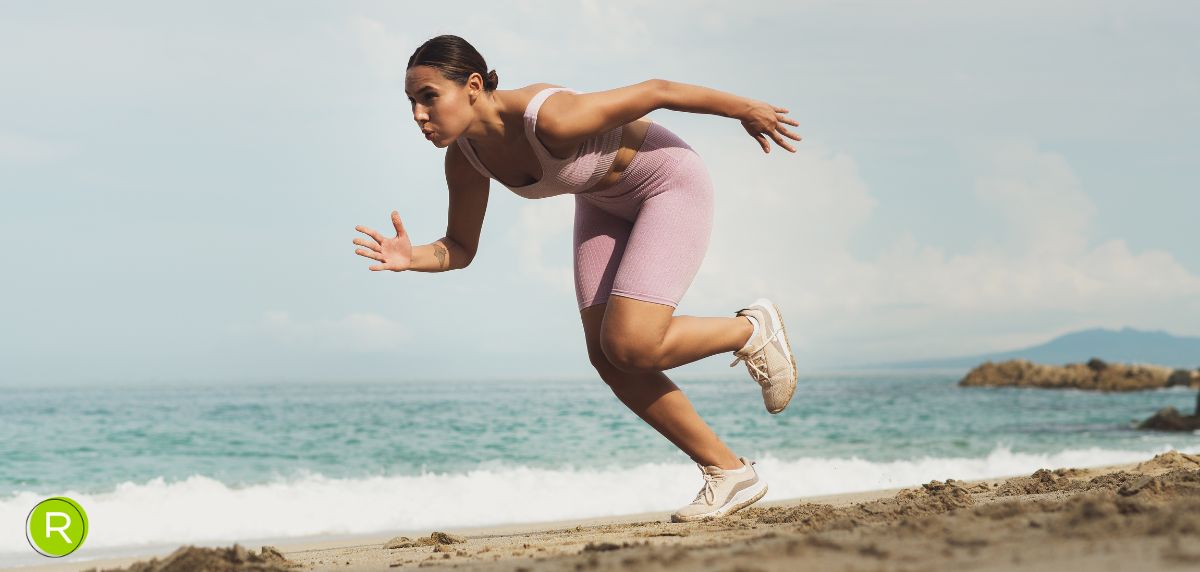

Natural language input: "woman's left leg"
[601,295,752,373]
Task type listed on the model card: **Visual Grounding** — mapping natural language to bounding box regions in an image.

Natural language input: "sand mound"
[995,468,1086,496]
[384,530,468,549]
[749,502,838,527]
[856,479,975,518]
[745,479,974,531]
[1136,450,1200,472]
[84,544,299,572]
[1050,468,1200,540]
[1085,470,1142,491]
[789,467,1200,568]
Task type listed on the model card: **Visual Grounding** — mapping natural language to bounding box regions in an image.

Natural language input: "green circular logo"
[26,497,88,557]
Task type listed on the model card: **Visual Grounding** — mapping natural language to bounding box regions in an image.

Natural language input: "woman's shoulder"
[515,83,574,119]
[494,84,568,115]
[520,82,567,92]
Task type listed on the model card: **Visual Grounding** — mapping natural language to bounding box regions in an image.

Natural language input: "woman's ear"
[468,73,481,103]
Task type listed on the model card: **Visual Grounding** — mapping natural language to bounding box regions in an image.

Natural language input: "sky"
[1,0,1197,385]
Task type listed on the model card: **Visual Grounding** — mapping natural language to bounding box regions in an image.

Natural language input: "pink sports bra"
[455,87,623,199]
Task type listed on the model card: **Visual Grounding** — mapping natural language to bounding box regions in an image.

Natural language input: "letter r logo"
[26,497,88,557]
[44,512,73,543]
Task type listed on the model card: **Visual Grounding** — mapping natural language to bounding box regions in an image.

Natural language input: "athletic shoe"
[729,298,798,414]
[670,457,768,522]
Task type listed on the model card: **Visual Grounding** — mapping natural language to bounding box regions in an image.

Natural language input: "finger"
[355,225,386,244]
[778,115,800,127]
[754,133,770,153]
[369,264,382,271]
[778,126,803,141]
[355,248,385,262]
[773,107,789,113]
[353,237,381,252]
[391,211,407,237]
[769,130,796,153]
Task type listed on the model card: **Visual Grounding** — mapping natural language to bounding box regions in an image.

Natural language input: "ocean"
[3,370,1199,567]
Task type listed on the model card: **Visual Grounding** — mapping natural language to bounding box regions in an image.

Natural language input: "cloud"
[233,311,412,354]
[510,197,576,297]
[973,140,1095,256]
[0,132,70,167]
[352,16,417,83]
[577,0,654,57]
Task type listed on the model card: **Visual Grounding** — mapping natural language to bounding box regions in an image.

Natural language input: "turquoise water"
[2,370,1198,565]
[3,370,1196,494]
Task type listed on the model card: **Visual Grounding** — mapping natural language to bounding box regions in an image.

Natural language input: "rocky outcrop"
[1138,406,1200,432]
[1167,368,1200,387]
[1137,392,1200,432]
[958,358,1199,392]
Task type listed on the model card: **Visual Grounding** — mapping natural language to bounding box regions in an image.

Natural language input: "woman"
[353,35,801,522]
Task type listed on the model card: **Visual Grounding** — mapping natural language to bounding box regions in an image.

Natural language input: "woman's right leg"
[580,303,743,470]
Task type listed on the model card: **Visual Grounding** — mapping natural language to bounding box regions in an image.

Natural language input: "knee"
[599,331,662,373]
[586,344,615,375]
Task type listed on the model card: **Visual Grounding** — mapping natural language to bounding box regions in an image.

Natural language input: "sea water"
[2,370,1198,567]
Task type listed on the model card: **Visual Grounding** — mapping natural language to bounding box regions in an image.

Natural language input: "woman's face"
[405,65,479,148]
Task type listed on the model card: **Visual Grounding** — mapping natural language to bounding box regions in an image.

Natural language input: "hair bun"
[486,69,499,90]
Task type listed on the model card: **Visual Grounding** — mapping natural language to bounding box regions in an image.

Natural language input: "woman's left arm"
[541,79,800,154]
[538,79,665,145]
[658,80,801,153]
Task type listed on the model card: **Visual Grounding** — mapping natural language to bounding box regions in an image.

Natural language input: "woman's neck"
[468,91,522,147]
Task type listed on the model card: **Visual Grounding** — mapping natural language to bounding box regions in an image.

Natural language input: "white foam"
[3,443,1198,566]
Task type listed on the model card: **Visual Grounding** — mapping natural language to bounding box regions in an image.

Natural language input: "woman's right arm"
[409,144,490,272]
[353,143,490,273]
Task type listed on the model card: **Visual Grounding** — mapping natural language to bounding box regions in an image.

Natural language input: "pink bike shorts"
[572,122,714,311]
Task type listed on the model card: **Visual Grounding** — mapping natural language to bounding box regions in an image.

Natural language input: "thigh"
[580,302,609,369]
[573,194,633,312]
[609,156,715,310]
[601,294,677,352]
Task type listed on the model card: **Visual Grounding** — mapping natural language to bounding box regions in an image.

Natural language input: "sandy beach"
[17,450,1197,572]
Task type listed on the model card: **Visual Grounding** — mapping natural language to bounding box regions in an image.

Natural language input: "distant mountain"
[886,327,1200,369]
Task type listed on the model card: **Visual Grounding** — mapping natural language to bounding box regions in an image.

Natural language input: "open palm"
[353,210,412,272]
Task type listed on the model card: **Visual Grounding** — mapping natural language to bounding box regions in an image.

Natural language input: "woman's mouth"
[424,131,435,140]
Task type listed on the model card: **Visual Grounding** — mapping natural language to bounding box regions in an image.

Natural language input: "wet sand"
[29,451,1200,572]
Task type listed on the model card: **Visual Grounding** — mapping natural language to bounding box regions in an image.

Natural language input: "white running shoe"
[730,298,799,414]
[671,457,768,522]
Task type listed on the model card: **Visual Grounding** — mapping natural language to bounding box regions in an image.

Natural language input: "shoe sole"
[670,480,769,523]
[752,298,799,414]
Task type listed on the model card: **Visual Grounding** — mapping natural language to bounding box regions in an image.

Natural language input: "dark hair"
[407,35,498,92]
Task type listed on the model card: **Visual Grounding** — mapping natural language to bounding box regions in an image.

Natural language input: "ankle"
[740,315,760,349]
[719,459,748,472]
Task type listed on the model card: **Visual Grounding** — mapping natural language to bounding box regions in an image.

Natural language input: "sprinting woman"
[353,35,801,522]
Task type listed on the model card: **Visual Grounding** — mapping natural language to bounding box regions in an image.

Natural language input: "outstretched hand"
[739,100,801,154]
[353,211,412,272]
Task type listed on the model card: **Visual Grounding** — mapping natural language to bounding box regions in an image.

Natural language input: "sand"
[26,451,1200,572]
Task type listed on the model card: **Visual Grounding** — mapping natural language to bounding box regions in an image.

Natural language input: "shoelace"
[729,324,783,387]
[692,469,726,504]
